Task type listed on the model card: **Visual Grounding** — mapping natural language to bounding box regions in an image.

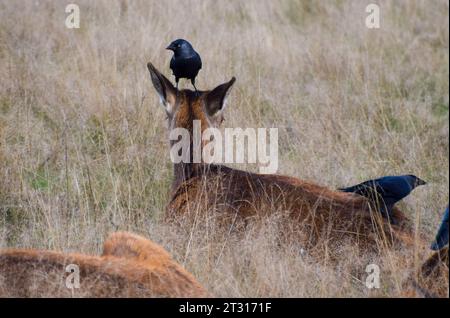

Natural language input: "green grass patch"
[432,98,449,118]
[29,168,54,191]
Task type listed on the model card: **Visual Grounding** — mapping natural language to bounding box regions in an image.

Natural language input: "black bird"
[166,39,202,91]
[431,205,449,250]
[339,175,427,224]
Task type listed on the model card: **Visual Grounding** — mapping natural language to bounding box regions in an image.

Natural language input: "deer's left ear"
[147,62,177,114]
[204,77,236,116]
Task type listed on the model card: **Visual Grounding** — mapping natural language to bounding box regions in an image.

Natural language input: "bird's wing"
[186,53,201,70]
[340,180,397,209]
[170,56,176,72]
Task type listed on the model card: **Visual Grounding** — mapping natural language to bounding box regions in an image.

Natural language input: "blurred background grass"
[0,0,448,297]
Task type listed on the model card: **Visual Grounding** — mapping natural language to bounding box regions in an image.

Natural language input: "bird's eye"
[177,44,181,48]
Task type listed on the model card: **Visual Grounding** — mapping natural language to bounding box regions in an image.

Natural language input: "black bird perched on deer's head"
[166,39,202,92]
[339,175,427,225]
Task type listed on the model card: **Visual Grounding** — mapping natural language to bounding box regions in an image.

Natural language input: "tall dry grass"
[0,0,448,297]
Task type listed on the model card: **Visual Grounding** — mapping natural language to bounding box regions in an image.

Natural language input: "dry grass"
[0,0,448,297]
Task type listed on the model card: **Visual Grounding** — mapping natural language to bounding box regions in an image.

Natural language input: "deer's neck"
[170,130,208,192]
[169,114,215,191]
[172,161,198,191]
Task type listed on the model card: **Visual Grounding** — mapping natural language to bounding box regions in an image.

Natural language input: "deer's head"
[147,62,235,137]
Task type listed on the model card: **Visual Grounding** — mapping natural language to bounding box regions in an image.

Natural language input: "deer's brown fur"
[102,231,207,296]
[0,232,207,297]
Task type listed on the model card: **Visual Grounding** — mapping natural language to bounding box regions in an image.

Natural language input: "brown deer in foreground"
[147,62,418,257]
[0,232,207,297]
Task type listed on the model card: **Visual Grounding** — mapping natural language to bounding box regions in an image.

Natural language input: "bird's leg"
[369,192,398,225]
[191,78,198,95]
[380,205,398,225]
[175,78,179,90]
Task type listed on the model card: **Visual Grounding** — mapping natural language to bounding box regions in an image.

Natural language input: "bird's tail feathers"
[338,186,355,193]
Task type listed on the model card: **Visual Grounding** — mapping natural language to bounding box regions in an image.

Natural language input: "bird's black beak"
[166,44,176,51]
[416,178,427,186]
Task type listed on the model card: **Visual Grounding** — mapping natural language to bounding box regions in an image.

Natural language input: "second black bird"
[339,175,427,224]
[166,39,202,91]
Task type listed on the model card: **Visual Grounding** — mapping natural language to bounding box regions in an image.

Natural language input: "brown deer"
[0,232,207,297]
[146,62,419,258]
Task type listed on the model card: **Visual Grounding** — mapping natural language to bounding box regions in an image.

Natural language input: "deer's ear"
[205,77,236,116]
[147,62,177,113]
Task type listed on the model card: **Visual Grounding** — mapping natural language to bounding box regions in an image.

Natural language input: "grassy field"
[0,0,448,297]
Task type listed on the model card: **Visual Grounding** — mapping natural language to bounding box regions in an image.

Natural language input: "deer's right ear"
[147,62,177,113]
[205,77,236,116]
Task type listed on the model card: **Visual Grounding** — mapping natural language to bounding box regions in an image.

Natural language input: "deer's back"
[167,165,416,253]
